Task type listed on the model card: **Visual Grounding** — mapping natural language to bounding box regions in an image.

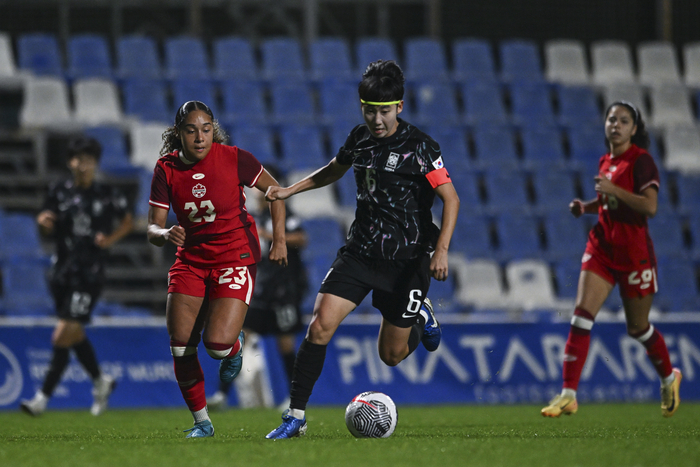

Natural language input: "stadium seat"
[73,78,124,126]
[279,124,327,171]
[83,126,139,177]
[1,256,54,316]
[319,80,363,127]
[508,82,556,127]
[544,39,590,85]
[355,37,399,73]
[309,37,354,83]
[122,79,170,124]
[230,125,277,167]
[552,256,582,300]
[16,33,63,77]
[461,82,509,126]
[505,259,559,310]
[637,41,682,87]
[335,172,357,207]
[260,37,307,82]
[494,211,542,260]
[403,37,449,82]
[591,40,636,85]
[542,211,589,260]
[531,168,579,212]
[301,216,346,259]
[285,168,339,218]
[134,167,153,219]
[689,214,700,259]
[428,274,456,312]
[129,121,169,170]
[675,173,700,213]
[425,126,472,173]
[566,125,606,180]
[499,39,544,83]
[270,82,315,125]
[171,79,219,118]
[220,79,267,126]
[450,214,493,258]
[648,84,695,128]
[19,76,74,129]
[411,81,460,126]
[454,258,509,309]
[164,35,211,81]
[472,125,520,170]
[212,36,258,82]
[67,34,113,80]
[116,35,162,80]
[452,38,497,84]
[647,212,687,258]
[0,212,45,260]
[520,126,568,169]
[655,256,700,311]
[663,124,700,174]
[601,82,648,117]
[556,85,601,128]
[682,42,700,88]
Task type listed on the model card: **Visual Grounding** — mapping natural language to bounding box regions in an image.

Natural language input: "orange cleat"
[661,368,682,418]
[541,393,578,418]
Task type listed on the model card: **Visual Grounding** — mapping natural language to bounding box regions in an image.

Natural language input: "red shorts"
[581,249,657,299]
[168,258,257,304]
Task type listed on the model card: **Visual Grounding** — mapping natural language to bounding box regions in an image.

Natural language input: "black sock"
[41,347,70,397]
[73,338,101,380]
[289,339,327,411]
[407,322,424,357]
[282,350,296,386]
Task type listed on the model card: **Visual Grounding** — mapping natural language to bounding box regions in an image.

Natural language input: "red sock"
[562,308,595,391]
[630,324,673,379]
[173,353,206,412]
[204,339,241,360]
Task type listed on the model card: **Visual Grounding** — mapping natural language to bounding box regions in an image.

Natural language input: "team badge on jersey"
[192,183,206,198]
[385,152,400,171]
[432,156,444,170]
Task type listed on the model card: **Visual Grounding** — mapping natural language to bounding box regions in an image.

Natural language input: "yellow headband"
[360,99,402,106]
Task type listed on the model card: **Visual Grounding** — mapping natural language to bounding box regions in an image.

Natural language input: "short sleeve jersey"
[149,142,264,268]
[43,179,130,283]
[335,119,449,260]
[586,144,659,269]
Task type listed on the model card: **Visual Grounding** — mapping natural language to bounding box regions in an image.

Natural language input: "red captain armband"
[426,167,451,188]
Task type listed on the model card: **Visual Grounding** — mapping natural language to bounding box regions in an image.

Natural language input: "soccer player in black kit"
[265,60,460,438]
[20,136,133,416]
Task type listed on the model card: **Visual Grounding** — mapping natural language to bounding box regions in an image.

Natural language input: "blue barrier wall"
[1,319,698,410]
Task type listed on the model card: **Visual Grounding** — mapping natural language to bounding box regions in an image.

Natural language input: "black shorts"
[318,248,431,328]
[51,282,102,324]
[244,301,304,335]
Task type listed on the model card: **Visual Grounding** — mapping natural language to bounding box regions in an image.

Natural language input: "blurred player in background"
[147,101,287,437]
[265,60,460,439]
[20,136,133,416]
[208,165,308,411]
[542,101,682,418]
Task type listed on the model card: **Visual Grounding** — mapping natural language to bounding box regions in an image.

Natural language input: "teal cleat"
[219,331,245,383]
[184,420,215,438]
[421,297,442,352]
[265,410,307,439]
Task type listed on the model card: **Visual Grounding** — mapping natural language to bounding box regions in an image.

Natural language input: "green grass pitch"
[1,404,698,467]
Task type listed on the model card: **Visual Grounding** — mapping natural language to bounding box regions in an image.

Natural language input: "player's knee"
[307,321,334,345]
[378,347,404,367]
[204,341,234,360]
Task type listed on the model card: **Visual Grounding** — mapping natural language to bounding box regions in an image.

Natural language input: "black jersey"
[42,179,130,286]
[335,119,443,260]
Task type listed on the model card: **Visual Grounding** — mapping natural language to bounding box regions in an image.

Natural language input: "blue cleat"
[219,331,244,383]
[265,410,307,439]
[421,297,441,352]
[184,420,215,438]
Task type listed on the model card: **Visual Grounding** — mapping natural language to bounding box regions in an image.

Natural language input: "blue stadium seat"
[116,35,162,80]
[231,125,278,166]
[425,126,472,173]
[279,125,327,171]
[520,126,567,169]
[452,38,497,83]
[483,169,530,213]
[461,82,509,126]
[17,33,63,76]
[336,172,357,206]
[472,126,520,170]
[499,39,544,83]
[451,171,483,213]
[675,173,700,214]
[260,37,307,82]
[542,211,589,260]
[509,82,556,127]
[411,82,460,126]
[0,213,45,260]
[67,34,113,80]
[655,256,700,311]
[309,37,354,82]
[164,35,211,81]
[319,81,363,127]
[122,79,170,123]
[688,213,700,259]
[1,256,54,316]
[450,214,493,258]
[270,82,315,125]
[648,212,687,258]
[403,37,449,82]
[355,37,399,73]
[531,168,579,212]
[301,217,346,259]
[171,79,219,118]
[556,85,601,128]
[553,256,581,300]
[428,276,456,312]
[220,80,267,126]
[566,126,606,182]
[134,168,153,219]
[83,126,140,177]
[212,36,258,82]
[494,211,543,260]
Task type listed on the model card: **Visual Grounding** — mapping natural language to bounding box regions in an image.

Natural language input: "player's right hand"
[569,199,585,218]
[265,185,291,202]
[164,225,186,246]
[36,210,57,230]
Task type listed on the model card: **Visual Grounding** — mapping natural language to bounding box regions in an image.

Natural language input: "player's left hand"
[269,241,288,267]
[94,232,108,249]
[594,175,616,196]
[429,250,449,281]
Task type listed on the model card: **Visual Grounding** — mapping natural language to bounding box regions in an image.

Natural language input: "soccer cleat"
[183,420,215,438]
[661,368,682,418]
[421,297,442,352]
[219,331,245,383]
[541,393,578,418]
[265,410,308,439]
[91,374,117,416]
[20,391,48,416]
[207,391,228,412]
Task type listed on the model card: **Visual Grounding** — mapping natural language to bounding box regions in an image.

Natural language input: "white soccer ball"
[344,391,398,438]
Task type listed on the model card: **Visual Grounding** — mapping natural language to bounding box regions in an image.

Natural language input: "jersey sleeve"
[41,182,60,213]
[238,148,264,187]
[633,152,660,193]
[149,163,171,210]
[419,135,451,188]
[335,126,362,166]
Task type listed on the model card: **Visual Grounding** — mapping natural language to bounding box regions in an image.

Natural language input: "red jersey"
[586,144,659,270]
[149,142,264,268]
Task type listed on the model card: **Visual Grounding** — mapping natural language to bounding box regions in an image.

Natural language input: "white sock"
[192,407,210,424]
[562,388,577,399]
[662,372,676,387]
[289,408,305,420]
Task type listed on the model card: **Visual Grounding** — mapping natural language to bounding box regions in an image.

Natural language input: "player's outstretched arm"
[95,212,134,249]
[265,158,350,202]
[431,182,460,281]
[255,168,289,266]
[147,205,185,247]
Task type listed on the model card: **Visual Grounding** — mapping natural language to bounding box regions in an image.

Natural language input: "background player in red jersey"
[542,101,681,418]
[146,101,288,437]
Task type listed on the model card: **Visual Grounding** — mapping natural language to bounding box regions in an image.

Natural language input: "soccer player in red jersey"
[542,101,681,418]
[147,101,288,437]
